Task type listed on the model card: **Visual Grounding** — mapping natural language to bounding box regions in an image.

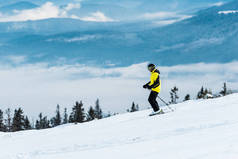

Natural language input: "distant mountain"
[0,0,238,66]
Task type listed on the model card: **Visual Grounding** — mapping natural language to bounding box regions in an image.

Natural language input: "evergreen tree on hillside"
[94,99,103,119]
[87,106,96,121]
[220,82,227,96]
[130,102,139,112]
[35,120,40,129]
[184,94,191,101]
[197,86,205,99]
[63,108,68,124]
[35,113,43,129]
[12,108,25,132]
[197,87,213,99]
[36,113,50,129]
[69,101,85,123]
[0,109,5,132]
[5,108,12,132]
[24,116,32,130]
[170,86,179,104]
[54,104,61,126]
[42,116,50,128]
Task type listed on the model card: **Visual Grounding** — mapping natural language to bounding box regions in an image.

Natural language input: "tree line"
[169,82,232,104]
[0,82,232,133]
[0,99,139,132]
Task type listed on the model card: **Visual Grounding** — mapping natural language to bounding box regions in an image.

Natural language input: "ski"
[149,109,165,116]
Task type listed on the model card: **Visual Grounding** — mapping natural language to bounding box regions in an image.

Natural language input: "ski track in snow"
[1,94,238,159]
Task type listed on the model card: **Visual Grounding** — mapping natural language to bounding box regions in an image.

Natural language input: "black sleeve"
[145,82,150,86]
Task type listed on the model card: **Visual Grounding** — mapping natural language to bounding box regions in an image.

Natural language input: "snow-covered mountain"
[0,0,238,66]
[1,94,238,159]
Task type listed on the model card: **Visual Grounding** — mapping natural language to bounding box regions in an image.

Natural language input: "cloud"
[79,11,116,22]
[212,2,224,7]
[0,2,81,22]
[142,12,192,26]
[46,35,101,43]
[142,12,192,20]
[155,43,185,52]
[1,55,27,64]
[218,10,238,15]
[184,37,224,51]
[155,37,224,52]
[0,61,238,119]
[153,19,179,26]
[143,12,178,19]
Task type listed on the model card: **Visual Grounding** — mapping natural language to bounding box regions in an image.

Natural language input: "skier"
[143,63,162,116]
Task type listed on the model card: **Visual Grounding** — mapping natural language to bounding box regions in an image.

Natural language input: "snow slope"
[1,94,238,159]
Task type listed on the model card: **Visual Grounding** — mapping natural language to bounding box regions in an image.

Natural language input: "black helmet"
[147,63,155,72]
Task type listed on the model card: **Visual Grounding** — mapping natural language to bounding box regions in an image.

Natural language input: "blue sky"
[0,0,231,23]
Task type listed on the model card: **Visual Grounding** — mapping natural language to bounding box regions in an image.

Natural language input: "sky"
[0,0,230,23]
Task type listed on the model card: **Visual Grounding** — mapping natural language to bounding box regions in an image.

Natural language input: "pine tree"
[42,116,50,129]
[197,86,213,99]
[170,86,179,104]
[5,108,12,132]
[54,104,61,126]
[184,94,191,101]
[24,116,32,130]
[36,113,50,129]
[38,113,43,129]
[220,82,227,96]
[35,120,40,129]
[63,108,68,124]
[69,101,85,123]
[130,102,139,112]
[94,99,103,119]
[204,88,208,96]
[197,86,205,99]
[0,109,5,132]
[12,108,25,132]
[87,106,96,121]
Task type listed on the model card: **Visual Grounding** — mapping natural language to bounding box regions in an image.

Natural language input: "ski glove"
[147,85,152,89]
[143,84,148,89]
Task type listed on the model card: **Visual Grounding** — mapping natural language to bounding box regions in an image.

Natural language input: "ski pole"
[157,96,174,112]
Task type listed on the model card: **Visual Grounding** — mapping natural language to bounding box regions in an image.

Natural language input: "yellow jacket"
[148,69,161,93]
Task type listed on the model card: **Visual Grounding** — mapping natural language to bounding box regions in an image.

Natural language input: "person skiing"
[143,63,162,116]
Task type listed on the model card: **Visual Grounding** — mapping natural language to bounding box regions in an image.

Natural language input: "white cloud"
[184,37,224,51]
[46,35,100,43]
[155,43,185,52]
[0,2,81,22]
[142,12,192,26]
[153,19,179,26]
[155,37,224,52]
[143,12,178,19]
[218,10,238,15]
[212,2,224,6]
[0,61,238,119]
[65,3,81,11]
[142,12,192,20]
[79,11,115,22]
[2,55,27,64]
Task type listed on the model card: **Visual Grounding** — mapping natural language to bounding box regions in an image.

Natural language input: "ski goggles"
[148,66,155,71]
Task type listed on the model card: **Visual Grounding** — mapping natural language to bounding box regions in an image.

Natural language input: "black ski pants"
[148,91,160,112]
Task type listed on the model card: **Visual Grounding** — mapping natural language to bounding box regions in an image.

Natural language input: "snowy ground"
[1,94,238,159]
